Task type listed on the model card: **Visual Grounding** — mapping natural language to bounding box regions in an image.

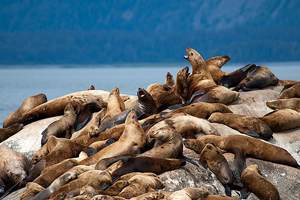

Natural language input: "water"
[1,62,300,127]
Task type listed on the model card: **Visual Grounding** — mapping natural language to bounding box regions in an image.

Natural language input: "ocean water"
[0,62,300,127]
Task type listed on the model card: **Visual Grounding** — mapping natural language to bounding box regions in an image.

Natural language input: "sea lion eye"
[191,53,193,56]
[17,174,21,177]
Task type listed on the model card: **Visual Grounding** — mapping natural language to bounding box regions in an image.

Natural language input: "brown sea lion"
[266,98,300,112]
[208,112,273,140]
[41,103,76,145]
[241,164,280,200]
[184,47,216,100]
[233,66,278,91]
[165,72,175,86]
[88,85,95,90]
[277,79,299,86]
[184,135,300,174]
[278,82,300,99]
[0,123,23,142]
[79,109,146,166]
[167,187,210,200]
[101,87,126,122]
[3,93,47,128]
[130,191,165,200]
[199,144,233,196]
[259,108,300,132]
[205,55,230,84]
[0,144,30,196]
[163,102,232,119]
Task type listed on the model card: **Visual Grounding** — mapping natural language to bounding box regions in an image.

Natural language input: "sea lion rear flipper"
[187,88,209,104]
[178,155,199,167]
[74,111,92,132]
[234,151,246,175]
[240,187,250,199]
[105,138,117,147]
[224,184,232,197]
[239,127,261,138]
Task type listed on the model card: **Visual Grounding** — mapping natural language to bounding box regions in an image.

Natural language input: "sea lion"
[79,109,146,166]
[163,102,232,119]
[208,112,273,140]
[130,191,165,200]
[167,187,210,200]
[184,135,300,174]
[240,164,280,200]
[278,82,300,99]
[218,63,258,88]
[101,87,126,122]
[17,90,132,126]
[88,85,95,90]
[41,103,76,145]
[198,143,233,196]
[184,47,216,100]
[205,55,230,84]
[99,88,158,132]
[277,79,299,86]
[259,108,300,132]
[266,98,300,112]
[19,182,45,200]
[165,72,175,86]
[233,66,278,91]
[3,93,47,128]
[0,123,23,142]
[0,144,30,196]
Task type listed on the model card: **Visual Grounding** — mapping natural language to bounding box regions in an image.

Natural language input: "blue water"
[1,62,300,127]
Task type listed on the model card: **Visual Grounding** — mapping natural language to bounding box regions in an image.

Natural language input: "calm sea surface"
[1,62,300,127]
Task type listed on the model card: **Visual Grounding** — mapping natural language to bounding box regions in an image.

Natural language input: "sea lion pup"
[163,102,232,119]
[167,187,210,200]
[165,72,175,86]
[184,47,216,100]
[99,88,158,132]
[240,164,280,200]
[3,93,47,128]
[266,98,300,112]
[198,143,233,196]
[101,87,126,122]
[278,82,300,99]
[79,109,146,166]
[205,55,230,84]
[31,136,97,167]
[208,112,273,140]
[0,123,23,142]
[259,108,300,132]
[218,63,258,88]
[184,135,300,174]
[0,144,30,196]
[41,103,76,145]
[17,90,132,126]
[147,66,189,111]
[232,66,279,91]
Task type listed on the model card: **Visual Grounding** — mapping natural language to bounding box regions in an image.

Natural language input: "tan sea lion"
[279,82,300,99]
[165,72,175,86]
[0,123,23,142]
[167,187,210,200]
[130,191,165,200]
[91,195,126,200]
[259,108,300,132]
[241,164,280,200]
[184,47,216,100]
[277,79,299,86]
[19,182,45,200]
[79,109,146,166]
[101,87,126,122]
[163,102,232,119]
[266,98,300,112]
[205,55,230,84]
[208,112,273,140]
[41,103,76,145]
[184,135,300,174]
[3,93,47,128]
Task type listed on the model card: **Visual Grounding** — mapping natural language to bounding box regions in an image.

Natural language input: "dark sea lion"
[240,164,280,200]
[184,135,300,174]
[0,123,23,142]
[259,108,300,132]
[3,93,47,128]
[165,72,175,87]
[266,98,300,112]
[278,82,300,99]
[41,103,76,145]
[80,109,146,166]
[233,66,278,91]
[218,63,258,88]
[87,85,95,90]
[205,55,231,84]
[74,102,102,131]
[184,47,216,100]
[199,143,233,196]
[99,88,158,132]
[0,144,30,197]
[163,102,232,119]
[208,112,273,140]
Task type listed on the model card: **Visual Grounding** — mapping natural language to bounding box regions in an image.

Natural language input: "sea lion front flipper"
[74,110,93,132]
[240,187,251,199]
[105,138,117,147]
[224,184,232,197]
[234,150,246,175]
[187,88,210,104]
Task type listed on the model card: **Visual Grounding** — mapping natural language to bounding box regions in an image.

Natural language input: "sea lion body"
[260,108,300,132]
[279,82,300,99]
[205,55,230,84]
[3,93,47,128]
[0,123,23,142]
[167,187,210,200]
[208,112,273,140]
[266,98,300,112]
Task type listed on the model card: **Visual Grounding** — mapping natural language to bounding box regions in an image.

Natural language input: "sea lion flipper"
[240,187,250,199]
[187,88,209,104]
[241,63,256,73]
[178,155,199,167]
[105,138,117,147]
[240,127,261,138]
[234,151,246,175]
[74,111,92,131]
[224,184,232,197]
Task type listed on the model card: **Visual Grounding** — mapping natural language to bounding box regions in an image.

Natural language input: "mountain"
[0,0,299,64]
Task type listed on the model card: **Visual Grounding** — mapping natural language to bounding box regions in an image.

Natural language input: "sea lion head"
[184,47,203,64]
[137,88,158,114]
[207,112,223,123]
[148,127,173,142]
[110,87,120,96]
[9,167,28,187]
[165,72,175,86]
[88,125,100,137]
[175,66,190,102]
